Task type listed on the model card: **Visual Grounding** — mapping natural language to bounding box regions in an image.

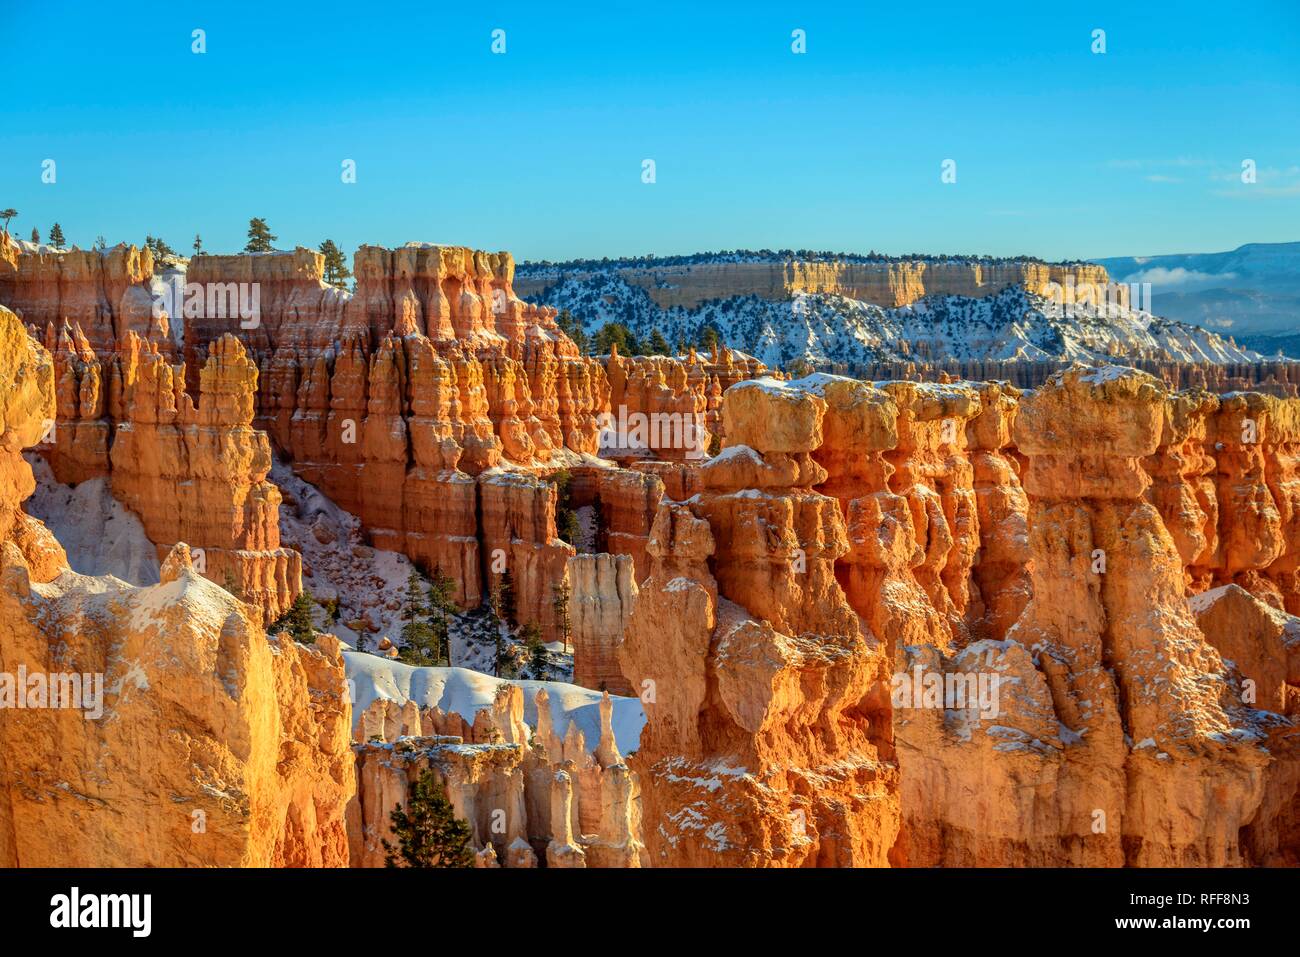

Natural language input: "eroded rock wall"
[0,314,354,866]
[349,682,643,868]
[109,333,302,621]
[517,259,1115,311]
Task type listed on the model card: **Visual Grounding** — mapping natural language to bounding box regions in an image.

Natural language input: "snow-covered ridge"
[344,654,646,754]
[527,274,1267,371]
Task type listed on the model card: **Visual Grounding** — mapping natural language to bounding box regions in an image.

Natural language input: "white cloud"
[1119,266,1234,287]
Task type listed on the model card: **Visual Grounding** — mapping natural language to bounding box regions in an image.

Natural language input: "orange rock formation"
[0,310,353,866]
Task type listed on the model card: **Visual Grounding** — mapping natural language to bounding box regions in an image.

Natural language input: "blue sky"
[2,0,1297,262]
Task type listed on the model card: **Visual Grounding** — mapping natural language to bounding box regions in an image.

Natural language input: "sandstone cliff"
[8,236,1300,870]
[0,310,354,866]
[619,380,901,866]
[517,257,1114,310]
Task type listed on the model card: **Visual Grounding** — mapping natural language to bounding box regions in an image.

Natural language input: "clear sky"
[2,0,1297,263]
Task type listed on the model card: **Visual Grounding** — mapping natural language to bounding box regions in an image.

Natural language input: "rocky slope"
[526,269,1266,373]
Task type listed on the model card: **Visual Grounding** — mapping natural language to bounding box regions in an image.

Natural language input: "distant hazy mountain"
[1094,242,1300,356]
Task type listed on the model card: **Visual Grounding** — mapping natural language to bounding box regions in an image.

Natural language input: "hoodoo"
[2,238,1299,869]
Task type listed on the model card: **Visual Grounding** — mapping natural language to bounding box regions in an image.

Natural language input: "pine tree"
[551,579,571,655]
[193,234,203,257]
[594,322,639,356]
[522,623,547,680]
[556,310,590,353]
[398,569,436,665]
[492,570,517,631]
[48,223,65,249]
[488,577,505,676]
[496,641,519,679]
[551,469,579,545]
[381,771,475,868]
[426,565,457,666]
[0,209,16,233]
[145,235,175,262]
[270,590,316,643]
[244,217,277,253]
[558,507,579,545]
[355,633,368,653]
[319,239,352,288]
[321,596,340,623]
[590,493,608,553]
[648,329,671,355]
[488,572,518,677]
[30,228,39,244]
[699,325,720,354]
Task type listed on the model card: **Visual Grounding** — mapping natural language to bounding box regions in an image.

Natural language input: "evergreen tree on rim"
[319,239,352,288]
[48,223,65,249]
[244,217,277,253]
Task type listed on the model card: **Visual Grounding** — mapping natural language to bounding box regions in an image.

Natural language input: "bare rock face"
[620,377,900,867]
[0,324,354,868]
[1,242,758,639]
[0,545,354,866]
[895,367,1280,866]
[614,364,1300,868]
[109,333,302,621]
[516,257,1115,311]
[1192,584,1300,715]
[40,320,111,484]
[604,350,709,462]
[0,304,59,575]
[568,553,638,694]
[479,469,575,638]
[0,234,166,352]
[589,467,664,578]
